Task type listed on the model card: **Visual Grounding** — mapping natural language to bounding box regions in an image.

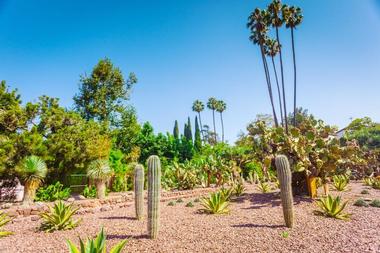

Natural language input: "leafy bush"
[353,198,369,207]
[40,201,81,232]
[257,181,271,193]
[315,195,350,220]
[167,201,175,206]
[35,182,71,202]
[176,198,183,203]
[370,199,380,208]
[332,175,349,191]
[200,192,230,214]
[111,175,128,192]
[185,201,194,207]
[233,182,246,196]
[82,185,97,199]
[67,227,127,253]
[0,211,13,238]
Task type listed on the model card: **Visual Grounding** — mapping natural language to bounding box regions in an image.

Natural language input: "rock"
[67,197,75,202]
[100,206,112,212]
[30,215,39,221]
[78,195,86,200]
[1,203,12,209]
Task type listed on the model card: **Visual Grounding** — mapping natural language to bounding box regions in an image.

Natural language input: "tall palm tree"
[268,0,288,133]
[264,38,284,127]
[207,97,218,143]
[247,8,279,127]
[283,5,303,127]
[16,155,48,205]
[192,100,205,140]
[87,159,113,199]
[216,100,227,143]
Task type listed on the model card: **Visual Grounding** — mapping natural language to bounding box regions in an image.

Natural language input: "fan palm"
[264,38,284,126]
[283,5,303,127]
[87,159,113,199]
[247,8,279,127]
[207,97,219,143]
[268,0,287,132]
[192,100,205,140]
[16,155,47,205]
[215,100,226,142]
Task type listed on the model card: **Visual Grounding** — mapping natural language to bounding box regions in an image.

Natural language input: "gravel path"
[1,181,379,253]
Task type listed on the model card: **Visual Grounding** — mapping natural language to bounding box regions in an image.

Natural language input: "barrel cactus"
[134,164,144,220]
[275,155,294,228]
[147,155,161,239]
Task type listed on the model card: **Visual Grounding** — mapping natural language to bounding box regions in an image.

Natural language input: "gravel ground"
[1,181,379,253]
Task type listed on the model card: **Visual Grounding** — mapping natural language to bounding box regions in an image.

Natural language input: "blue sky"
[1,0,380,142]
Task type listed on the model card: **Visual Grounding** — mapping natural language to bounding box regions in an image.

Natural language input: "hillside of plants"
[1,0,380,252]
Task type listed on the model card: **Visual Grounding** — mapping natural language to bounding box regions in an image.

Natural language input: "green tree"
[73,58,137,125]
[185,117,193,142]
[216,100,227,143]
[173,120,179,139]
[192,100,205,140]
[194,116,202,152]
[207,97,219,143]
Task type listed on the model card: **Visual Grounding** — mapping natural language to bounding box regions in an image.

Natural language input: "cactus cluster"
[275,155,294,228]
[134,164,144,220]
[147,155,161,239]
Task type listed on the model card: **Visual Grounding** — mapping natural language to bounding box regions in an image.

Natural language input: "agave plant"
[257,181,271,193]
[219,187,233,201]
[315,195,351,220]
[332,175,349,191]
[16,155,48,205]
[200,192,230,214]
[67,227,127,253]
[363,177,374,186]
[233,182,246,197]
[0,211,13,238]
[40,201,81,232]
[372,178,380,190]
[87,159,113,199]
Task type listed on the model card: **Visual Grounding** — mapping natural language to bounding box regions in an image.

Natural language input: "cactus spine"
[147,155,161,239]
[275,155,294,228]
[134,164,144,220]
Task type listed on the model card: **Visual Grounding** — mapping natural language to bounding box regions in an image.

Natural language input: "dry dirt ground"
[1,181,380,253]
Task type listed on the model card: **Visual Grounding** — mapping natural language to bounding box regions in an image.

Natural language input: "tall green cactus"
[147,155,161,239]
[275,155,294,228]
[134,164,144,220]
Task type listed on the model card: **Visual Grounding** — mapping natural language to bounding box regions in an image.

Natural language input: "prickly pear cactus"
[275,155,294,228]
[134,164,144,220]
[147,155,161,239]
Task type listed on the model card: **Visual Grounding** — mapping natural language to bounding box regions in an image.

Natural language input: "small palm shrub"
[353,198,369,207]
[315,195,350,220]
[332,175,349,191]
[219,187,233,201]
[35,182,71,202]
[67,228,127,253]
[87,159,113,199]
[0,211,13,238]
[16,155,48,204]
[200,192,230,214]
[82,185,97,199]
[257,181,271,193]
[40,201,81,232]
[370,199,380,208]
[233,182,246,197]
[186,201,194,207]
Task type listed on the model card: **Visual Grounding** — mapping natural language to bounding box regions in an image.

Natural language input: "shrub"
[372,179,380,190]
[66,227,127,253]
[332,175,349,191]
[176,198,183,203]
[363,177,374,186]
[40,201,81,232]
[200,192,230,214]
[186,202,194,207]
[361,190,369,194]
[280,231,289,238]
[0,211,13,238]
[257,181,271,193]
[233,182,246,197]
[219,187,233,201]
[370,199,380,208]
[315,195,350,220]
[35,182,71,202]
[87,159,113,199]
[167,201,175,206]
[353,199,369,207]
[82,185,97,199]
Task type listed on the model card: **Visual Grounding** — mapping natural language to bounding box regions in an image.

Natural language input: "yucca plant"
[363,177,374,186]
[16,155,48,205]
[200,192,230,214]
[315,195,351,220]
[219,187,233,201]
[40,201,81,232]
[233,182,246,197]
[0,211,13,238]
[332,175,349,191]
[67,227,127,253]
[87,159,113,199]
[372,178,380,190]
[257,181,271,193]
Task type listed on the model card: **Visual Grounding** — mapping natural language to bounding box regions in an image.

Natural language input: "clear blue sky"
[1,0,380,142]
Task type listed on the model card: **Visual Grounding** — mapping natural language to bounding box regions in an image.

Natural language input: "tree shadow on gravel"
[231,223,285,229]
[241,192,313,210]
[107,234,148,240]
[99,216,136,220]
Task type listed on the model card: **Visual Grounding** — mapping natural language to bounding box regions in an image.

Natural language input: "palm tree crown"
[87,159,112,180]
[264,38,280,58]
[268,0,284,28]
[283,6,303,29]
[207,97,218,111]
[215,100,226,113]
[192,100,204,113]
[17,155,47,183]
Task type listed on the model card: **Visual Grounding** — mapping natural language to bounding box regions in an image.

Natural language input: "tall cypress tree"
[173,120,179,139]
[186,117,193,142]
[194,116,202,151]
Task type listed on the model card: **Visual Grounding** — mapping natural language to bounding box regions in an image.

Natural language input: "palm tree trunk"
[271,56,284,127]
[212,109,217,143]
[291,27,297,127]
[22,181,36,205]
[260,44,279,127]
[96,180,106,199]
[198,112,205,142]
[220,112,225,143]
[276,27,288,133]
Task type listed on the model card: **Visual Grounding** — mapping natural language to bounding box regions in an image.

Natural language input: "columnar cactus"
[134,164,144,220]
[147,155,161,239]
[275,155,294,228]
